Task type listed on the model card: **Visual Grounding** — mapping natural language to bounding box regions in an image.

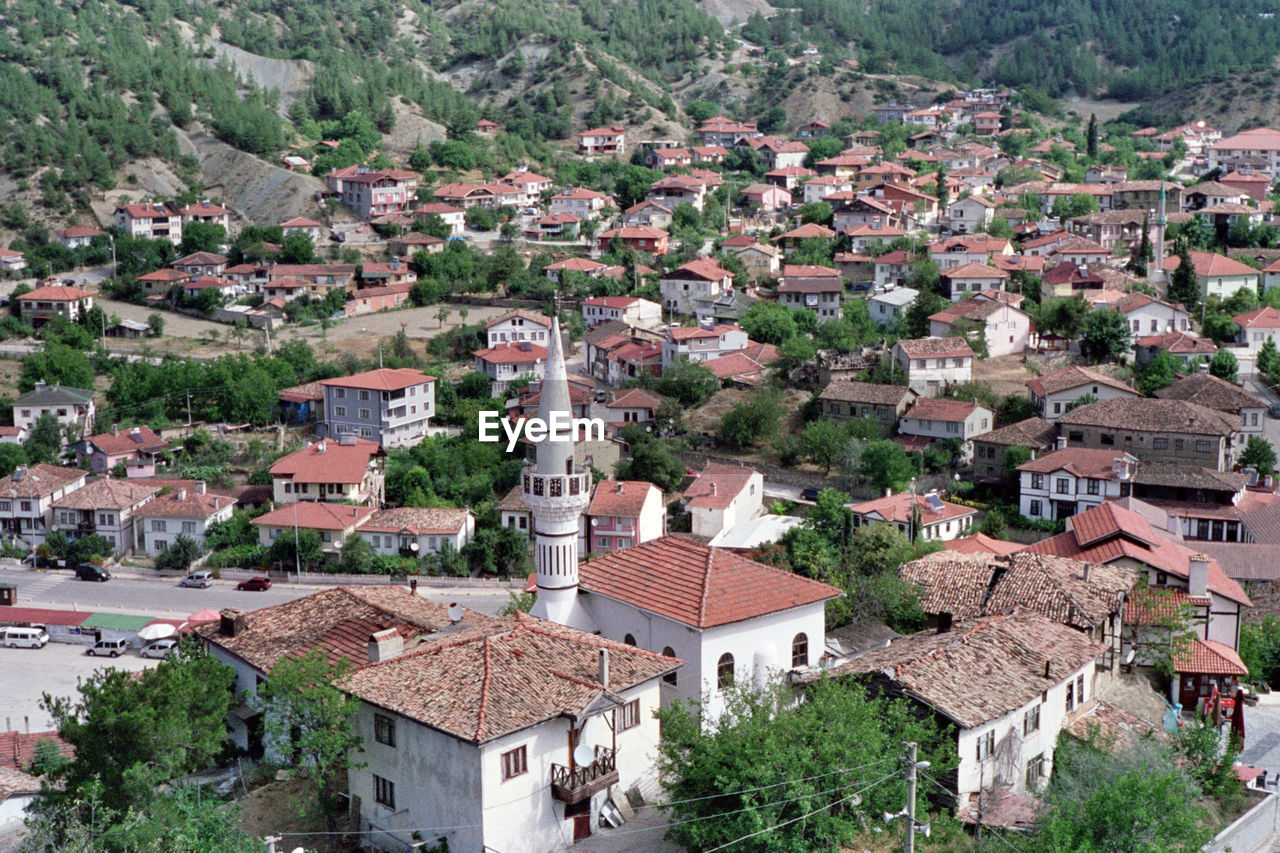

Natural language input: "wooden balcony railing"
[550,746,619,804]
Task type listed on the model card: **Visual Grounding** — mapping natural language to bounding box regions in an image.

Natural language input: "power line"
[918,771,1028,853]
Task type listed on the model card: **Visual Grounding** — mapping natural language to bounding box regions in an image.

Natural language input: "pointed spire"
[534,315,573,476]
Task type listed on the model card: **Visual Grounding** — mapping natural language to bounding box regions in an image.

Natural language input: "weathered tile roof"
[251,502,375,531]
[1130,462,1245,492]
[1154,373,1265,414]
[52,478,159,511]
[578,536,840,628]
[358,507,471,535]
[0,464,84,499]
[337,612,680,744]
[901,551,1134,630]
[1016,447,1134,479]
[269,438,381,485]
[319,368,435,392]
[683,463,757,510]
[818,380,915,406]
[903,397,980,422]
[0,730,72,772]
[1057,397,1236,436]
[1025,365,1134,398]
[1065,700,1161,749]
[848,492,976,525]
[943,533,1024,556]
[0,766,39,801]
[896,337,975,358]
[802,610,1106,728]
[972,417,1055,448]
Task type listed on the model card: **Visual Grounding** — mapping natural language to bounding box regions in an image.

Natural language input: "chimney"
[447,602,463,623]
[599,648,610,688]
[316,441,326,454]
[176,489,186,501]
[34,380,45,391]
[709,483,717,496]
[1189,555,1209,598]
[1056,435,1067,450]
[615,482,624,495]
[1082,564,1091,582]
[219,608,246,637]
[1167,513,1179,536]
[368,628,404,663]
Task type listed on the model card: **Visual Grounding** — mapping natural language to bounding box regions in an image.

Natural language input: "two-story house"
[948,195,996,234]
[603,389,666,435]
[586,480,665,553]
[77,427,169,478]
[17,286,94,325]
[581,297,662,330]
[1017,447,1139,521]
[320,368,436,448]
[12,382,95,440]
[660,259,735,316]
[1057,398,1239,472]
[575,125,625,155]
[898,398,992,462]
[1233,306,1280,356]
[1155,373,1267,457]
[938,263,1009,300]
[971,417,1056,482]
[868,285,918,326]
[928,297,1031,357]
[270,436,385,506]
[114,202,183,245]
[661,322,748,367]
[135,485,235,558]
[51,478,161,554]
[473,343,548,393]
[485,310,551,349]
[0,464,87,547]
[892,337,975,397]
[1162,251,1258,302]
[339,169,417,221]
[1026,366,1139,422]
[817,381,917,428]
[252,501,376,555]
[549,187,612,220]
[357,507,475,558]
[776,264,843,320]
[596,225,669,256]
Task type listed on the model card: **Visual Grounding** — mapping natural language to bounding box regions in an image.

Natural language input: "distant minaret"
[526,317,595,630]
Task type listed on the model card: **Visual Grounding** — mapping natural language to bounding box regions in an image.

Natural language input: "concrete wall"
[1207,791,1278,853]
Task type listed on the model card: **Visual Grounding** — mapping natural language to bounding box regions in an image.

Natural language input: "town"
[5,39,1280,853]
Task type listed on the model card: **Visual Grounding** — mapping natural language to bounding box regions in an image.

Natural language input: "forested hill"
[747,0,1280,101]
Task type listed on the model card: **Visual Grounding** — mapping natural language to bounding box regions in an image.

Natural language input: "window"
[1195,440,1210,453]
[1024,704,1041,735]
[791,633,809,668]
[359,390,370,401]
[1031,474,1044,490]
[623,633,637,646]
[1100,433,1114,446]
[616,699,641,731]
[1076,675,1085,705]
[1029,500,1042,517]
[1175,439,1184,452]
[976,729,995,761]
[359,409,371,420]
[501,746,527,780]
[1066,682,1077,713]
[373,774,395,808]
[151,520,167,532]
[1026,754,1046,789]
[335,406,346,417]
[334,388,345,399]
[182,521,195,534]
[661,647,677,684]
[717,653,734,690]
[1068,431,1084,443]
[1055,478,1070,494]
[1086,479,1100,495]
[374,714,395,747]
[1152,438,1168,450]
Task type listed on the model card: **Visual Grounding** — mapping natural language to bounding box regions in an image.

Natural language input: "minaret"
[526,317,595,630]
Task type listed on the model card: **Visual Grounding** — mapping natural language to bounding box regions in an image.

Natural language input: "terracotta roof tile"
[358,507,471,535]
[849,492,976,526]
[683,463,758,510]
[943,533,1023,556]
[0,730,72,773]
[588,480,658,517]
[1173,638,1248,676]
[269,438,382,485]
[86,426,168,456]
[319,368,435,392]
[973,417,1055,448]
[1016,447,1135,479]
[0,464,84,499]
[1057,397,1236,436]
[578,536,839,628]
[896,337,975,358]
[52,478,159,511]
[473,343,548,365]
[252,502,375,531]
[903,397,979,422]
[818,380,915,406]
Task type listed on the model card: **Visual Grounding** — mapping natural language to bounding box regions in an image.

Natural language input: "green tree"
[1136,349,1179,395]
[1128,214,1154,276]
[1079,309,1131,363]
[280,231,317,264]
[1086,112,1098,158]
[904,289,946,339]
[39,639,235,813]
[1240,435,1278,473]
[615,439,686,491]
[1168,239,1200,312]
[718,391,783,449]
[1208,348,1239,382]
[25,412,65,465]
[656,679,955,853]
[858,440,916,493]
[801,419,851,474]
[1033,737,1212,853]
[146,313,164,336]
[655,359,717,407]
[267,526,323,571]
[19,342,94,392]
[741,301,798,344]
[154,535,201,573]
[1240,615,1280,688]
[1260,337,1280,379]
[1037,295,1090,339]
[0,443,27,478]
[798,201,833,226]
[259,650,364,816]
[337,533,377,573]
[178,221,227,255]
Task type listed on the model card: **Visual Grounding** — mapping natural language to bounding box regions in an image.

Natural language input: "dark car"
[800,487,822,502]
[75,563,111,582]
[237,576,272,591]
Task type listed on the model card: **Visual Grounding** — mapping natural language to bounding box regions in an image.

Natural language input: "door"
[1179,675,1200,711]
[566,799,591,841]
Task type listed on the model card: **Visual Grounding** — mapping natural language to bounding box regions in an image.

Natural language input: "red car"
[237,576,272,591]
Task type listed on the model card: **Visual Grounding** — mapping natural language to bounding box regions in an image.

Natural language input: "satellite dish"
[573,744,596,767]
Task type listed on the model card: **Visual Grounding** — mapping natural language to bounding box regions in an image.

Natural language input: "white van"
[4,627,49,648]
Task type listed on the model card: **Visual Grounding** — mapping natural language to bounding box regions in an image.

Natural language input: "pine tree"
[1086,113,1098,159]
[1129,214,1153,277]
[934,164,949,211]
[1168,238,1199,313]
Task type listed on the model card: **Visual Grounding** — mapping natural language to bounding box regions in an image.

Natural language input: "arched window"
[791,633,809,668]
[662,647,677,685]
[623,633,637,647]
[717,653,734,690]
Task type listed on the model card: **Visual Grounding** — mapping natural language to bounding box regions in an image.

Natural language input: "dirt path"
[972,354,1035,397]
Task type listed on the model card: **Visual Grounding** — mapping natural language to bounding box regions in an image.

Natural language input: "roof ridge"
[517,618,674,659]
[698,545,714,627]
[476,636,493,741]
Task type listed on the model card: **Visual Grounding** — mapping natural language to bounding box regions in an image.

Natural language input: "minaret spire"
[526,315,595,630]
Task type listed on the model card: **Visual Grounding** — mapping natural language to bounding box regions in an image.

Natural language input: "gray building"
[319,368,436,449]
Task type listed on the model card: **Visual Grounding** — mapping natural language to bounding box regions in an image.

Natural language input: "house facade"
[1017,447,1138,521]
[0,464,88,547]
[320,369,436,448]
[357,507,475,557]
[135,487,235,558]
[270,436,385,506]
[892,337,975,397]
[586,480,665,553]
[50,478,160,554]
[681,463,763,540]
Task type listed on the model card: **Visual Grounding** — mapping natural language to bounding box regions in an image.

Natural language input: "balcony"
[550,746,618,804]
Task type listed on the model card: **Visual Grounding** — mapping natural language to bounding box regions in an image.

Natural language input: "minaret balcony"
[523,470,592,503]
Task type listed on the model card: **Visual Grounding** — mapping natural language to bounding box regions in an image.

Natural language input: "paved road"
[0,565,513,619]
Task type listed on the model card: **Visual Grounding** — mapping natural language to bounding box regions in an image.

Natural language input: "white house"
[1162,251,1259,302]
[929,297,1031,358]
[848,491,977,542]
[485,310,551,349]
[1112,293,1191,341]
[581,297,662,330]
[1017,447,1138,521]
[135,486,235,558]
[12,382,95,439]
[473,343,547,393]
[661,323,748,367]
[114,202,183,245]
[1026,366,1140,421]
[948,195,996,234]
[897,398,993,462]
[251,502,375,554]
[1233,306,1280,356]
[57,225,104,249]
[938,263,1009,300]
[279,217,324,242]
[869,285,918,327]
[269,436,385,506]
[681,463,763,540]
[414,203,466,237]
[0,464,88,547]
[586,480,665,553]
[357,507,475,557]
[550,187,612,219]
[660,259,734,316]
[50,478,160,554]
[892,337,975,397]
[805,609,1106,808]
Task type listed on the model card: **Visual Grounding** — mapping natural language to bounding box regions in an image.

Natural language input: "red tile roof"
[944,533,1023,556]
[666,258,733,281]
[1234,306,1280,329]
[18,286,92,302]
[683,463,758,509]
[903,397,979,422]
[896,337,975,358]
[52,478,159,511]
[319,368,435,392]
[606,388,665,411]
[252,502,375,531]
[358,507,471,535]
[269,438,382,485]
[473,343,548,364]
[588,480,658,517]
[849,492,976,525]
[138,489,234,520]
[0,730,72,772]
[579,536,839,628]
[0,607,93,627]
[1173,638,1248,676]
[1016,447,1134,479]
[86,426,168,456]
[1163,250,1259,278]
[486,309,551,330]
[939,262,1009,280]
[1025,365,1134,398]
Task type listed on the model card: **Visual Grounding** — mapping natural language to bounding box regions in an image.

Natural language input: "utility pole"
[186,390,192,427]
[904,741,919,853]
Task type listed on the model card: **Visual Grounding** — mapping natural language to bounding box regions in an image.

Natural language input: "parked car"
[3,627,48,648]
[800,487,821,502]
[140,638,180,659]
[178,571,214,589]
[61,278,77,286]
[87,638,129,657]
[237,576,272,591]
[75,563,110,582]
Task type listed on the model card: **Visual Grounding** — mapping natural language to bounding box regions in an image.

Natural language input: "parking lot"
[0,641,158,732]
